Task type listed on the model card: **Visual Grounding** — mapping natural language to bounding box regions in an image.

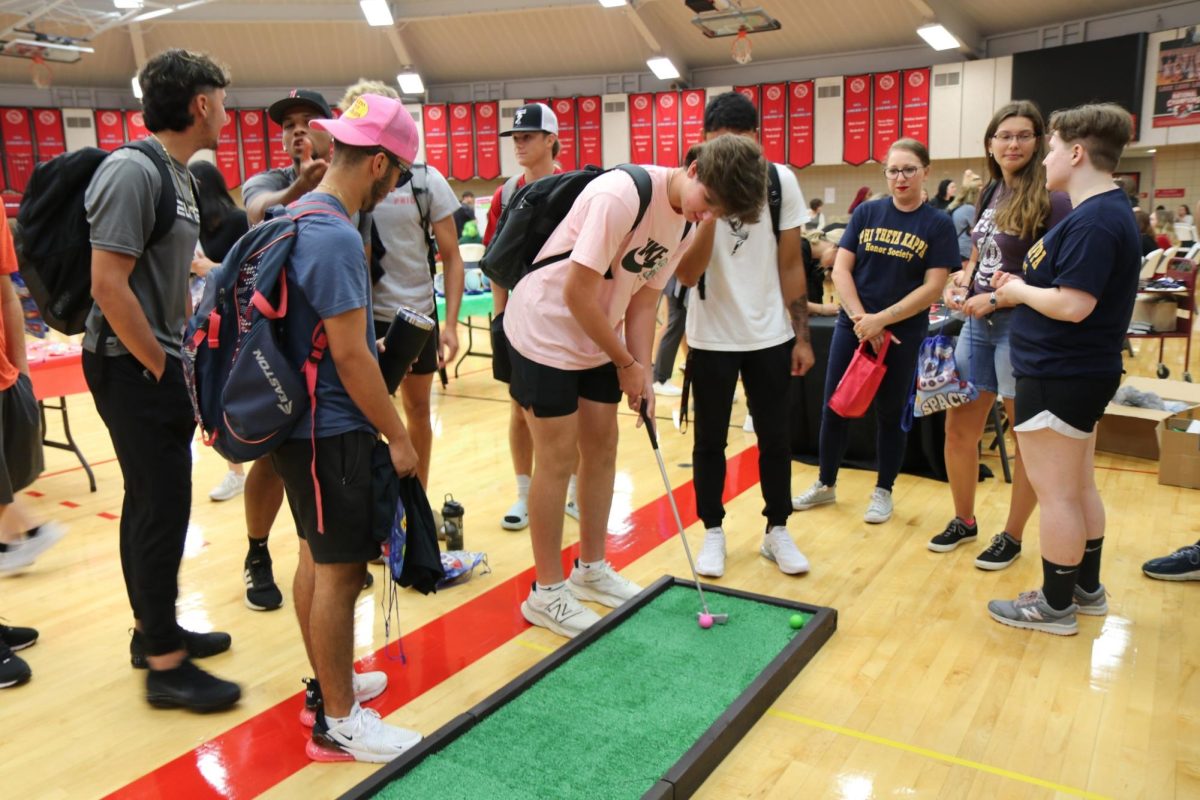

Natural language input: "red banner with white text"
[422,104,449,177]
[629,93,654,164]
[125,110,149,142]
[216,114,241,188]
[266,113,291,170]
[474,101,500,180]
[902,68,931,145]
[576,96,602,168]
[843,75,872,166]
[238,110,268,182]
[680,89,706,154]
[872,72,901,163]
[95,110,124,151]
[760,83,787,164]
[734,85,759,110]
[0,108,34,192]
[788,81,814,169]
[551,98,577,172]
[448,102,474,181]
[31,108,65,163]
[654,92,680,167]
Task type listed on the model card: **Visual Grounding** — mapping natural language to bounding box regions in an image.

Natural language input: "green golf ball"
[788,614,804,630]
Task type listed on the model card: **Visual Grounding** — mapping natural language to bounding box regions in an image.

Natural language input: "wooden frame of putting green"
[339,576,837,800]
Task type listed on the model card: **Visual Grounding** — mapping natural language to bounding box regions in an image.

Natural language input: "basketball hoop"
[30,54,52,89]
[731,28,752,65]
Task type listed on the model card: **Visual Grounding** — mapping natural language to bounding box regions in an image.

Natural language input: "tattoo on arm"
[789,298,811,343]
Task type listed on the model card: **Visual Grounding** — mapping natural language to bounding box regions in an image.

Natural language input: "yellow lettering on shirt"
[1024,238,1047,273]
[858,227,928,263]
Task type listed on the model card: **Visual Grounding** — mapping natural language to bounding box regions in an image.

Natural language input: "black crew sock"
[1077,537,1105,593]
[1041,558,1081,611]
[247,537,270,560]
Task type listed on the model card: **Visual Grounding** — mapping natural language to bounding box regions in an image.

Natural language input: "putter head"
[697,611,730,624]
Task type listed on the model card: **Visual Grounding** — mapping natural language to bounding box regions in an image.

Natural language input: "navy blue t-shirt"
[839,198,959,337]
[1011,188,1139,379]
[284,193,377,439]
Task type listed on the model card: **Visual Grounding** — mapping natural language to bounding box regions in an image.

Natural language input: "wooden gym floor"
[1,324,1197,800]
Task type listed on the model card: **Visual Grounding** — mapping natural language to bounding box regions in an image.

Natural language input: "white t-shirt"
[504,165,694,370]
[685,164,805,352]
[370,164,458,319]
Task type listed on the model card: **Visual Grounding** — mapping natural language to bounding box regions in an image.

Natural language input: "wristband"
[617,358,637,370]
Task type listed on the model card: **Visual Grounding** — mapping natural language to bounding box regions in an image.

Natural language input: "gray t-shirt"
[370,164,458,320]
[83,147,199,358]
[242,164,371,244]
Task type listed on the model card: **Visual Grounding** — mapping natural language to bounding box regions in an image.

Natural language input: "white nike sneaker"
[568,560,643,607]
[307,704,422,763]
[209,470,246,502]
[761,527,810,574]
[521,582,601,638]
[695,528,726,578]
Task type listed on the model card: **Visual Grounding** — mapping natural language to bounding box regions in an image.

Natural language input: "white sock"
[577,558,606,571]
[536,580,566,593]
[324,701,361,728]
[516,474,531,499]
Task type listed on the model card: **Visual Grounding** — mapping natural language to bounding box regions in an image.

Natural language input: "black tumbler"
[441,494,464,550]
[379,307,434,394]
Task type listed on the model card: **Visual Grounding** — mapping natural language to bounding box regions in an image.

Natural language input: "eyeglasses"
[883,166,921,180]
[372,147,412,187]
[992,132,1038,144]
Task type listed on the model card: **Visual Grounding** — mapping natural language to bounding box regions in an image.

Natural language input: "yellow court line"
[513,638,557,655]
[766,709,1114,800]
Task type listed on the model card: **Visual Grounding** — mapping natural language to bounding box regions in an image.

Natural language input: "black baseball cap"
[268,89,333,124]
[499,102,559,136]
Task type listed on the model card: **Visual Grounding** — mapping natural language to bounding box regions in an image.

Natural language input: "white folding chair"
[1140,248,1164,280]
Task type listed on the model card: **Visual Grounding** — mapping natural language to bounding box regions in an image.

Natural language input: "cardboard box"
[1132,295,1178,332]
[1158,408,1200,488]
[1096,377,1200,460]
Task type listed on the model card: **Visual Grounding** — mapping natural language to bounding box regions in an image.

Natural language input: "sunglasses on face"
[371,148,412,187]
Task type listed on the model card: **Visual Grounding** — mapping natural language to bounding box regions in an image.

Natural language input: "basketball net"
[731,28,752,65]
[31,54,52,89]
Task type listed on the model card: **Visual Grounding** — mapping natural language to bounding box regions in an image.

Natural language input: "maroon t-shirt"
[968,184,1072,296]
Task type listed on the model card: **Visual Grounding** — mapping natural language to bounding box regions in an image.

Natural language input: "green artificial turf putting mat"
[342,576,836,800]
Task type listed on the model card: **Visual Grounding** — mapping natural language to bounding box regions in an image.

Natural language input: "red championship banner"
[474,101,500,180]
[125,110,150,141]
[629,93,654,164]
[238,110,268,181]
[265,113,291,170]
[422,104,449,176]
[448,102,474,181]
[843,74,872,166]
[872,72,901,163]
[787,81,815,169]
[552,98,577,172]
[95,109,125,151]
[216,114,241,188]
[734,85,760,110]
[902,68,931,145]
[680,89,706,153]
[760,83,787,164]
[32,108,65,163]
[576,95,602,168]
[654,92,680,167]
[0,108,34,192]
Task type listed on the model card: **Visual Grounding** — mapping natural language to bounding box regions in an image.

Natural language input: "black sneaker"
[0,638,31,688]
[244,555,284,611]
[975,532,1022,571]
[130,628,233,669]
[362,571,374,592]
[145,659,241,712]
[0,623,38,651]
[928,517,978,552]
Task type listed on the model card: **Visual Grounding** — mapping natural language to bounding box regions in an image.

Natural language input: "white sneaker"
[308,704,422,763]
[792,480,835,511]
[564,497,581,521]
[568,561,643,608]
[743,414,755,433]
[653,380,682,396]
[209,470,246,502]
[0,521,66,574]
[761,527,810,574]
[521,583,601,638]
[501,497,529,531]
[695,528,726,578]
[864,488,893,524]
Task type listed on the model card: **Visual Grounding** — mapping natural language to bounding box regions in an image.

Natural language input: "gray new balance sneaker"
[1072,583,1108,616]
[987,589,1078,636]
[792,481,835,511]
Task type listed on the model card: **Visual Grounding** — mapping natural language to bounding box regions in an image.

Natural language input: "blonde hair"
[339,79,399,111]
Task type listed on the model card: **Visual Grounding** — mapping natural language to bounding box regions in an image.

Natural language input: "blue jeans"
[954,309,1015,398]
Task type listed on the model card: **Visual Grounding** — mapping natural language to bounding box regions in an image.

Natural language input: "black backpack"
[480,164,652,291]
[15,138,183,335]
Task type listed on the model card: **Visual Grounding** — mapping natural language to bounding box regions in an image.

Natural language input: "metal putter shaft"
[639,401,729,624]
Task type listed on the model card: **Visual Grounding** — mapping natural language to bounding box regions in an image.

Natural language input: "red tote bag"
[828,335,892,419]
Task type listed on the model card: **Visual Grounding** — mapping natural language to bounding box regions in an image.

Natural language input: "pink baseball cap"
[311,93,418,164]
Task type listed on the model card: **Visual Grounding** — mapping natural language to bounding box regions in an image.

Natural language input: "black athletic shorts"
[508,344,622,418]
[1013,375,1120,437]
[491,312,512,384]
[374,318,439,378]
[271,430,381,564]
[0,374,43,505]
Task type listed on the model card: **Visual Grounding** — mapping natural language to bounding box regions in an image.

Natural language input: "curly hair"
[339,78,399,111]
[138,49,229,133]
[703,91,758,133]
[687,133,769,225]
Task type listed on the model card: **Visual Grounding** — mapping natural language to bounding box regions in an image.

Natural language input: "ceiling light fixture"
[597,0,627,7]
[113,0,145,8]
[646,56,681,80]
[360,0,394,27]
[397,70,425,95]
[916,23,960,51]
[131,75,143,99]
[12,38,94,54]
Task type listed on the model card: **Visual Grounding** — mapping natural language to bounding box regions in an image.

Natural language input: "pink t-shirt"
[503,165,692,370]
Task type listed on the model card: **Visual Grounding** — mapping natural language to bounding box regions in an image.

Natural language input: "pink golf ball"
[698,613,714,629]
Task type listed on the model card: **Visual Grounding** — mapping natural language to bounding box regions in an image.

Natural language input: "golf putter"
[639,400,729,624]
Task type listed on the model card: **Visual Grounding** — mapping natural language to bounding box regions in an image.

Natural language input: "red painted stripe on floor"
[25,490,43,497]
[98,512,119,520]
[39,457,118,479]
[59,500,79,508]
[106,445,763,800]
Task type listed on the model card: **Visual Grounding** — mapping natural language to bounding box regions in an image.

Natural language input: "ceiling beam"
[0,0,73,41]
[168,0,603,24]
[129,22,147,68]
